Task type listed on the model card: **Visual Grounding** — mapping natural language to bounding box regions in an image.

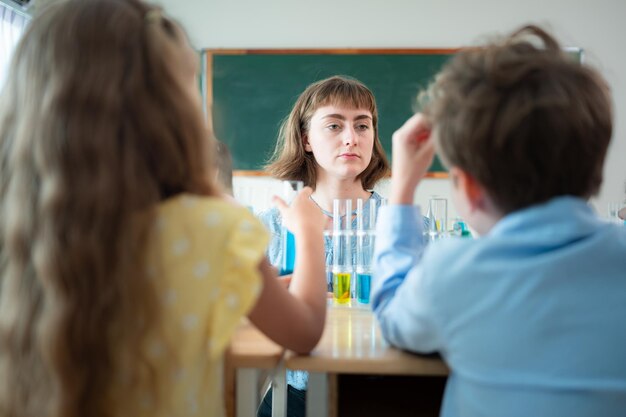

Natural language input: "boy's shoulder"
[421,197,626,294]
[421,236,484,276]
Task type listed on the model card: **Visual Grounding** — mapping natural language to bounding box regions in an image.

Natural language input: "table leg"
[271,364,287,417]
[236,368,260,417]
[306,372,328,417]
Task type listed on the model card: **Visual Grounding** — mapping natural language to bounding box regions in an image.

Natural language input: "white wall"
[228,176,454,219]
[159,0,626,219]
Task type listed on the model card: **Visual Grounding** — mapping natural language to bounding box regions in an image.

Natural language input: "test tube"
[332,199,353,304]
[355,199,377,304]
[324,229,334,292]
[279,180,303,275]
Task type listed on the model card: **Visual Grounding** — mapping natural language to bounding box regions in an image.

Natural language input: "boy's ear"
[451,167,487,213]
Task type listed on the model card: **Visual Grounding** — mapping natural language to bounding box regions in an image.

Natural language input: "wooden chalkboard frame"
[202,48,460,178]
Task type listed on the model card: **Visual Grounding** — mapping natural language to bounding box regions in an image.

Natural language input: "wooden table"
[227,301,448,417]
[287,301,448,417]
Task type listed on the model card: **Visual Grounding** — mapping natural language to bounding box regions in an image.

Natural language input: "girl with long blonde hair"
[0,1,327,417]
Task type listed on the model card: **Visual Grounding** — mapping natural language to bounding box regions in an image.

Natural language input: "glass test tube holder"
[355,198,376,304]
[425,197,448,242]
[332,199,353,304]
[279,181,303,275]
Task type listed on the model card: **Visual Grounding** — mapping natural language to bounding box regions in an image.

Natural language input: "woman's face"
[304,104,374,182]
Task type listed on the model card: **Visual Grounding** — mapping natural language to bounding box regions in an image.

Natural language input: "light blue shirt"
[372,196,626,417]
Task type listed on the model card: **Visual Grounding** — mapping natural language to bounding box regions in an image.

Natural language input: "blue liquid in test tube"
[356,199,377,304]
[278,180,303,276]
[356,273,372,304]
[280,227,296,275]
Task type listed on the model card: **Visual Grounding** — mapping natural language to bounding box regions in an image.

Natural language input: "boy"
[372,25,626,417]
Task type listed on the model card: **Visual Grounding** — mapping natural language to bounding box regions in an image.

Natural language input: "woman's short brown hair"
[265,75,390,189]
[422,25,613,214]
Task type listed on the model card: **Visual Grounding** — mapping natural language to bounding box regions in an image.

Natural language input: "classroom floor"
[338,375,447,417]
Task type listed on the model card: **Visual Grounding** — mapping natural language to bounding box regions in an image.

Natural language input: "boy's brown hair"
[265,75,390,189]
[422,25,613,214]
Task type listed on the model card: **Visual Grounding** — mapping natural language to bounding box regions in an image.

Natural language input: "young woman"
[258,75,390,417]
[261,75,390,278]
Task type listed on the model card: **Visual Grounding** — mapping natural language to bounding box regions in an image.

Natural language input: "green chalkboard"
[204,50,458,174]
[203,48,583,174]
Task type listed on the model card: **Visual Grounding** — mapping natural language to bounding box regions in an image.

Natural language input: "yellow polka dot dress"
[135,194,268,417]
